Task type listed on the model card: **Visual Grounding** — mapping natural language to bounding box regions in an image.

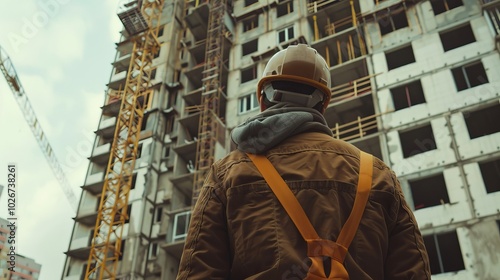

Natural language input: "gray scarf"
[231,103,333,154]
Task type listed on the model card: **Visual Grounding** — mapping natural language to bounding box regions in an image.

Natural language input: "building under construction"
[62,0,500,279]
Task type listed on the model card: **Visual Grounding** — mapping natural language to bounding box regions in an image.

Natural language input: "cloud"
[58,89,103,175]
[0,2,124,279]
[3,1,87,75]
[106,0,124,43]
[18,176,74,276]
[46,14,87,63]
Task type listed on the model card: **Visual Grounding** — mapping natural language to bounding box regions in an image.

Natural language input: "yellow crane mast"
[192,0,227,205]
[85,0,164,278]
[0,45,78,211]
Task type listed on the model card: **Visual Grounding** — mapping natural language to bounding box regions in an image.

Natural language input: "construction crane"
[85,0,164,278]
[192,0,228,205]
[0,45,78,212]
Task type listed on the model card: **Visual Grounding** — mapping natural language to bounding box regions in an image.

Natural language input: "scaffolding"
[192,0,227,205]
[85,0,164,278]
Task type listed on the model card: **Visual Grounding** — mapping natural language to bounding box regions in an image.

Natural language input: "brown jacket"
[177,132,431,280]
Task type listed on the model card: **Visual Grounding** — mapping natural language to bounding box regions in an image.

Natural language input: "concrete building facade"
[63,0,500,279]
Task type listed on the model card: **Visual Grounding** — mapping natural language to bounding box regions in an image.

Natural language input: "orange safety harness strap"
[246,151,373,280]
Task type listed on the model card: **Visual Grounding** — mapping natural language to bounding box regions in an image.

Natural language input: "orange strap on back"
[247,151,373,280]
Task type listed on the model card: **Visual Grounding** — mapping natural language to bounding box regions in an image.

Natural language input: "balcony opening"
[243,16,258,32]
[96,196,102,211]
[378,8,408,35]
[98,133,114,146]
[115,64,127,74]
[129,143,144,159]
[385,45,415,70]
[130,173,137,190]
[120,204,132,224]
[440,23,475,51]
[150,68,157,80]
[451,61,488,91]
[241,65,258,83]
[485,7,500,36]
[165,114,175,135]
[399,124,436,158]
[155,206,164,223]
[242,38,258,56]
[154,48,160,58]
[479,158,500,193]
[149,242,159,259]
[430,0,464,15]
[277,1,294,17]
[141,112,150,131]
[164,145,171,158]
[118,239,126,261]
[326,94,377,141]
[464,104,500,139]
[65,259,73,277]
[81,264,87,280]
[423,231,465,275]
[390,80,426,111]
[167,89,178,109]
[409,173,449,210]
[88,229,95,247]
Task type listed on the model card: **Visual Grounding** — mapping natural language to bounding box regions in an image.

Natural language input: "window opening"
[81,265,87,280]
[423,231,465,274]
[430,0,464,15]
[464,104,500,139]
[390,80,426,110]
[88,229,95,247]
[149,242,159,258]
[386,45,415,70]
[173,210,191,242]
[155,206,163,223]
[242,38,259,56]
[399,124,436,158]
[118,239,126,260]
[165,115,175,134]
[278,26,295,43]
[479,158,500,193]
[451,61,488,91]
[241,65,257,83]
[243,16,258,32]
[141,112,150,131]
[440,23,475,51]
[277,1,294,17]
[130,173,137,190]
[378,8,409,35]
[238,92,259,114]
[245,0,258,6]
[409,173,450,210]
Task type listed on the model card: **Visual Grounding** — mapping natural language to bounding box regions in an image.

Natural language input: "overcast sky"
[0,1,122,278]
